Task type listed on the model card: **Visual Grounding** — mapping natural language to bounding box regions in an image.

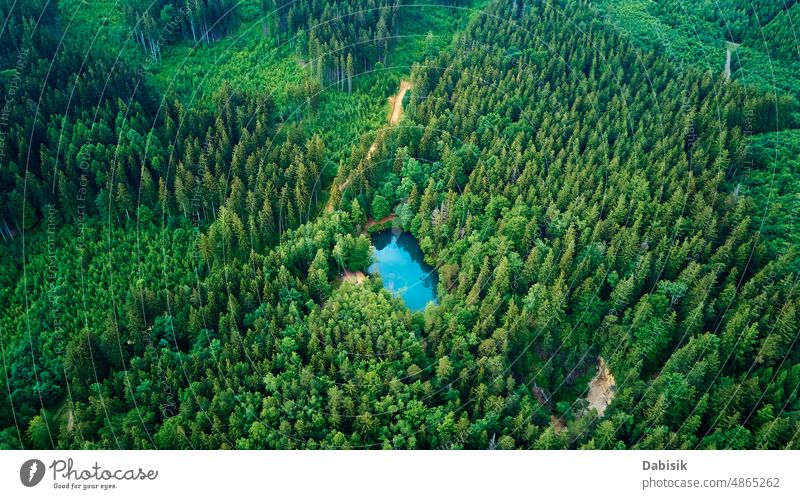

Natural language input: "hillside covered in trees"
[0,0,798,449]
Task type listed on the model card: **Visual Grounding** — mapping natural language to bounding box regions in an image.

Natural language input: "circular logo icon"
[20,459,45,487]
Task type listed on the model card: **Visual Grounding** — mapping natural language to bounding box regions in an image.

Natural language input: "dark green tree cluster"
[346,0,800,448]
[264,0,471,87]
[646,0,798,52]
[1,0,798,450]
[0,1,324,245]
[0,2,151,231]
[754,3,800,62]
[1,0,332,447]
[0,0,61,65]
[593,0,800,97]
[123,0,243,60]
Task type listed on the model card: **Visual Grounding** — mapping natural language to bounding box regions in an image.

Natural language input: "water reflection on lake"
[368,229,438,311]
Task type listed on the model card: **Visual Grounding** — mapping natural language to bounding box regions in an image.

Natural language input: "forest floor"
[339,270,366,284]
[363,214,397,234]
[550,415,567,434]
[325,80,413,212]
[586,357,615,416]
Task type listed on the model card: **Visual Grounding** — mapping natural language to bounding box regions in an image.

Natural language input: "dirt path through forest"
[724,48,732,80]
[388,80,411,124]
[723,42,739,81]
[325,80,412,212]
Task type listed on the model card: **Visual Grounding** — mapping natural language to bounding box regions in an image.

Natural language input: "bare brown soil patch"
[550,415,566,433]
[339,270,366,284]
[586,357,615,417]
[363,214,397,233]
[388,80,411,124]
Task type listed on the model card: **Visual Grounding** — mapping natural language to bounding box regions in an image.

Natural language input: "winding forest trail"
[388,79,412,124]
[325,79,412,212]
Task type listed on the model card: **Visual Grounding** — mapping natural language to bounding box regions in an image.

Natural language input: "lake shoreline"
[363,214,397,235]
[368,228,439,311]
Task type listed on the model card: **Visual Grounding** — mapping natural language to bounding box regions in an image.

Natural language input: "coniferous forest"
[0,0,798,449]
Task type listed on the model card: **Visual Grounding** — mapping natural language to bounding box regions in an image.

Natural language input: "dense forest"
[0,0,798,449]
[594,0,800,96]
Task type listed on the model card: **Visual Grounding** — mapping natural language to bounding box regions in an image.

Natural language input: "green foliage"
[371,194,391,220]
[594,0,800,97]
[351,0,800,448]
[1,0,798,450]
[150,21,304,109]
[740,129,800,262]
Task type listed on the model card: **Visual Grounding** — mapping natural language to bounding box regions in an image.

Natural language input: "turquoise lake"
[368,230,438,311]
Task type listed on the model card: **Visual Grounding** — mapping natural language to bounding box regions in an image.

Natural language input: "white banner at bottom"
[1,451,798,498]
